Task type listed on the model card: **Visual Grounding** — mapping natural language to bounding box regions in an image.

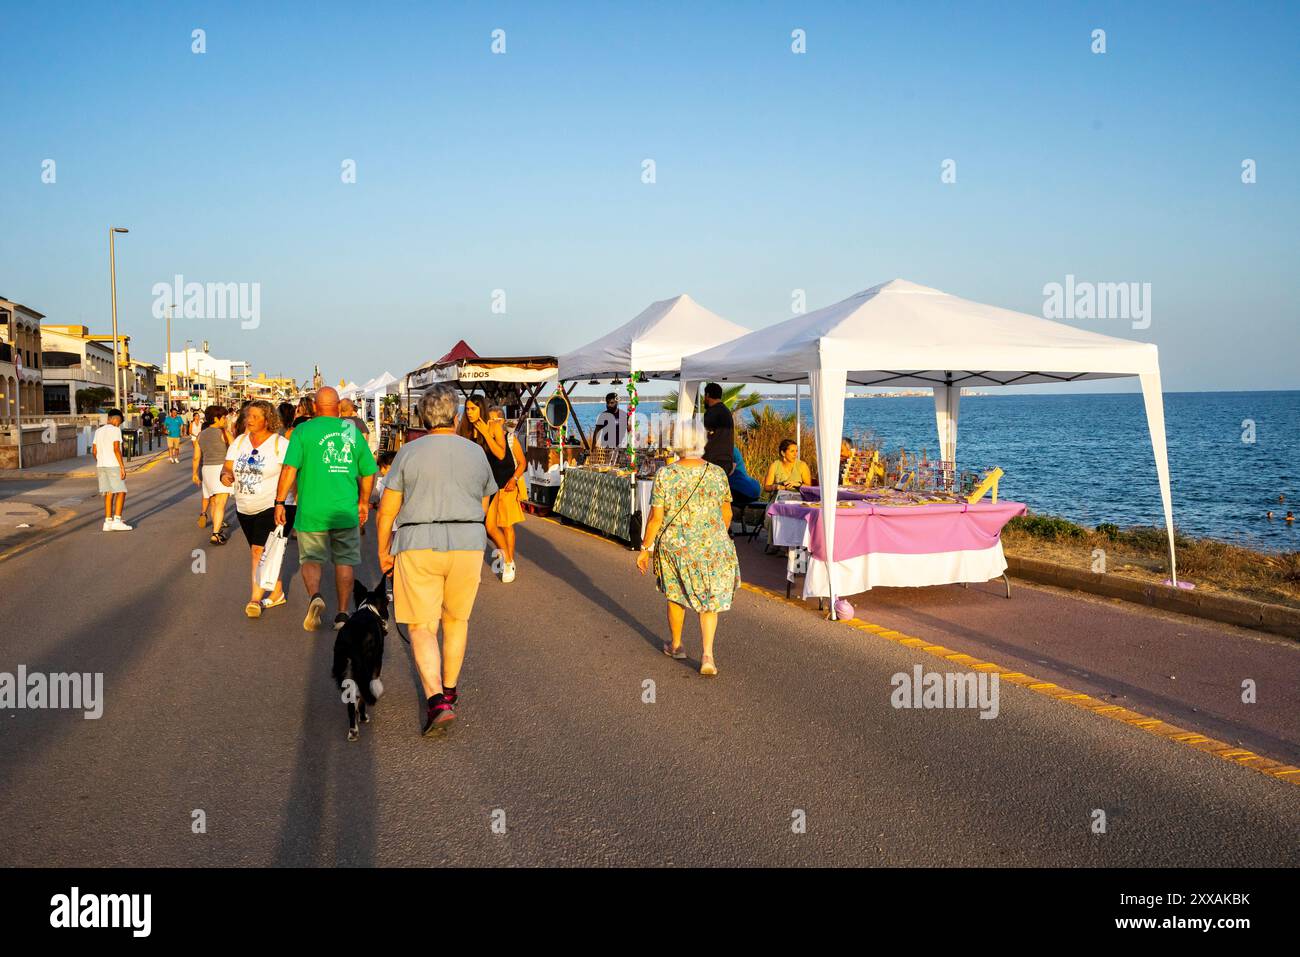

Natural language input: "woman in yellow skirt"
[482,406,526,583]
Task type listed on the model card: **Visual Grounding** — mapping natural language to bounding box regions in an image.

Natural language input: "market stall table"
[554,468,642,542]
[767,498,1027,598]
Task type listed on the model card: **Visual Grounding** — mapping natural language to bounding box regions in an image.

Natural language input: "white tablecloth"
[769,510,1009,598]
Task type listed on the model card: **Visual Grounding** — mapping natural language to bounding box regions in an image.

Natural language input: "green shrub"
[1007,515,1088,541]
[1117,525,1190,550]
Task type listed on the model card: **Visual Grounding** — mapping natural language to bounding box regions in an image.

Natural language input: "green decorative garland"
[625,370,641,469]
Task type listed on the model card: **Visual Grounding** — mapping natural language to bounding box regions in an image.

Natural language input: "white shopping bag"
[787,546,808,582]
[257,526,287,591]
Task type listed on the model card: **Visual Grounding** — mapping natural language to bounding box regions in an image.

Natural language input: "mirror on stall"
[543,393,570,429]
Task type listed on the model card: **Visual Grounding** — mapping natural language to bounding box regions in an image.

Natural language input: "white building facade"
[40,325,117,414]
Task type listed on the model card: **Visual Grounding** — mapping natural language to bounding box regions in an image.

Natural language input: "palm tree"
[660,384,762,414]
[744,404,798,430]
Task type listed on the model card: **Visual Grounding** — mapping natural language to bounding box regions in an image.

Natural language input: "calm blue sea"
[571,391,1300,551]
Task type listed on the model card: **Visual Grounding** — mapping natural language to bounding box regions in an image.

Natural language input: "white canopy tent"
[557,293,750,381]
[360,371,400,397]
[680,279,1176,618]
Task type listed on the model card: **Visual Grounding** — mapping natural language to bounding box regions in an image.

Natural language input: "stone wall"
[0,425,82,469]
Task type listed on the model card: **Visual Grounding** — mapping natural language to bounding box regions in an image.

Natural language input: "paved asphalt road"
[0,459,1296,866]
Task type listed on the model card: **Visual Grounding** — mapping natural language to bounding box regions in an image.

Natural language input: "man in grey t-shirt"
[376,384,497,738]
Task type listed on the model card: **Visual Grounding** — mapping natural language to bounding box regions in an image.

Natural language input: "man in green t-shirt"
[275,386,377,631]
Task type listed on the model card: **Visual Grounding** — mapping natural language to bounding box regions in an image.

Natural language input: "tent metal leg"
[1002,574,1012,599]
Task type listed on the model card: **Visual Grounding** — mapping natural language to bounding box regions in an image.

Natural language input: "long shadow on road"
[520,524,664,653]
[0,563,179,787]
[892,604,1300,766]
[2,473,195,564]
[272,554,386,867]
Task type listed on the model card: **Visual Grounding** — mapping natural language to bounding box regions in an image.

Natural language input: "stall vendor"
[593,392,626,449]
[702,383,734,474]
[764,439,811,493]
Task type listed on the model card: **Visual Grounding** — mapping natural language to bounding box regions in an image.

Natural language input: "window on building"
[43,385,70,414]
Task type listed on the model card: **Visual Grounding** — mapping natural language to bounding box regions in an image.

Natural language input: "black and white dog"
[331,579,388,742]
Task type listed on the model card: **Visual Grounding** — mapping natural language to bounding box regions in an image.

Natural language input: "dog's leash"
[382,570,413,646]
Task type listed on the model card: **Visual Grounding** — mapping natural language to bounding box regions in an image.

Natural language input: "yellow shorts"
[394,549,483,626]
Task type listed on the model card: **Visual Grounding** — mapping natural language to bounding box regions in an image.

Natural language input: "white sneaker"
[501,561,516,584]
[102,519,114,531]
[111,517,133,531]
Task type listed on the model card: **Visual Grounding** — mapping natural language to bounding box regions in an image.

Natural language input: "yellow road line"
[738,578,1300,788]
[539,513,1300,788]
[72,450,170,479]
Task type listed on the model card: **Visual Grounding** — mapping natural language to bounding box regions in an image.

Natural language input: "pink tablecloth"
[768,499,1027,562]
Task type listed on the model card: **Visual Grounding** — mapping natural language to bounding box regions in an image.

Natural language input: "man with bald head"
[275,386,378,630]
[338,397,370,442]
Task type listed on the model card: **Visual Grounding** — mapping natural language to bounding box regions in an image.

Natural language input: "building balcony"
[42,368,112,387]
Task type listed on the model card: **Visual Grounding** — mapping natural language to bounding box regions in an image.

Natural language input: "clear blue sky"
[1,0,1296,393]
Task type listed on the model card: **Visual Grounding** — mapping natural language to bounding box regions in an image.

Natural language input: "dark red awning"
[436,340,479,364]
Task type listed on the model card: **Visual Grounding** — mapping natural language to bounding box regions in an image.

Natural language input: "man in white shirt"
[592,392,626,449]
[91,409,132,531]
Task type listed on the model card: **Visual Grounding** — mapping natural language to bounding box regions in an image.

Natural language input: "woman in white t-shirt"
[220,400,291,618]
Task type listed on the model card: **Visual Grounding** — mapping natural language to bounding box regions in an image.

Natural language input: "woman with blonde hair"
[637,419,739,676]
[220,400,291,617]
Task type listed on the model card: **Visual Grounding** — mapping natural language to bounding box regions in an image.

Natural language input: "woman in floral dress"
[637,420,740,676]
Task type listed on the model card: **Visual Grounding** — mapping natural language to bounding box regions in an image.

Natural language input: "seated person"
[764,439,811,494]
[728,445,762,506]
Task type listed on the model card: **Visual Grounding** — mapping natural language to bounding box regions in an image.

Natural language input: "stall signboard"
[408,357,557,391]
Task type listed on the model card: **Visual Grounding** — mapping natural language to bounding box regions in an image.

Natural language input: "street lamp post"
[184,339,192,409]
[108,227,129,410]
[165,303,176,412]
